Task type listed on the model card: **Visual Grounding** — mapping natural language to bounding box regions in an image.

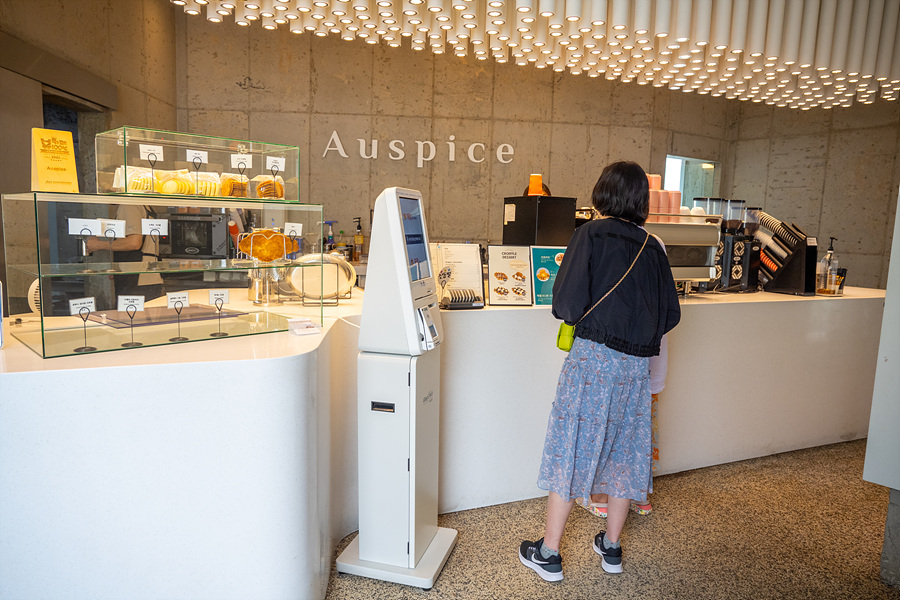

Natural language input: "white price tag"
[209,289,230,305]
[142,219,169,236]
[283,222,303,237]
[231,154,253,170]
[117,295,145,312]
[69,297,96,315]
[68,218,102,236]
[139,144,165,162]
[266,156,286,173]
[186,149,208,164]
[99,219,127,239]
[504,204,516,223]
[167,291,190,309]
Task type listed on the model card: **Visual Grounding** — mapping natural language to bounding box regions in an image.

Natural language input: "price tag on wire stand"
[186,149,208,164]
[68,218,102,236]
[117,295,145,312]
[167,291,190,309]
[284,222,303,237]
[99,219,127,239]
[231,154,253,170]
[266,156,286,173]
[209,289,230,305]
[142,219,168,236]
[139,145,165,162]
[69,297,96,315]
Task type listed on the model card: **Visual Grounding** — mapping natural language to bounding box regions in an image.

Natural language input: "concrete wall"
[174,14,730,247]
[173,12,897,287]
[724,101,900,289]
[0,0,177,132]
[1,1,897,288]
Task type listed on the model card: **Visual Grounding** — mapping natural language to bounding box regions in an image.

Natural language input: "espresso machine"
[643,210,722,294]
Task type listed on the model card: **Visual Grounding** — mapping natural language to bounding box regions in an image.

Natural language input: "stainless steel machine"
[644,214,723,290]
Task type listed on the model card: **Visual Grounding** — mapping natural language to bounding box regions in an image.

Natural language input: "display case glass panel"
[2,191,324,358]
[95,127,301,202]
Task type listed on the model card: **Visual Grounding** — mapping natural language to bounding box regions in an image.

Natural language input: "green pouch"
[556,322,575,352]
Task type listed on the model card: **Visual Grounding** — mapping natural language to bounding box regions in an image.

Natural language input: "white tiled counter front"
[0,287,885,599]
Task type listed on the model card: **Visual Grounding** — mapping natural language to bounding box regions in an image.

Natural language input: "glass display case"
[2,191,324,358]
[95,127,301,202]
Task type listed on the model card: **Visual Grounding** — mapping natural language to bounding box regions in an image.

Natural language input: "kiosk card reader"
[336,187,457,589]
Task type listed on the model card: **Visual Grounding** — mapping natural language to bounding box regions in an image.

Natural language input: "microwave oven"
[156,213,229,259]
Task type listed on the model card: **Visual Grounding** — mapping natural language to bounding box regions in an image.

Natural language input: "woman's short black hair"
[591,161,649,226]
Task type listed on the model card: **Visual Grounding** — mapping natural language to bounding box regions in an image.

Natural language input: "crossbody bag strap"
[575,230,650,326]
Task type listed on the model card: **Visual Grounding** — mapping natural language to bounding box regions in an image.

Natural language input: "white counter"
[0,296,364,600]
[0,287,885,600]
[437,286,885,513]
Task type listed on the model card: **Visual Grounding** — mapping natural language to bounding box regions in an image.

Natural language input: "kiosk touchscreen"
[358,188,443,356]
[337,187,457,589]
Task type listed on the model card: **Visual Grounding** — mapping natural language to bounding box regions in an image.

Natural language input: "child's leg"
[629,392,660,515]
[543,491,576,551]
[651,392,660,471]
[605,496,630,542]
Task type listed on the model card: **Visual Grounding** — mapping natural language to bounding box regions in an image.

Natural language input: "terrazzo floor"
[326,440,900,600]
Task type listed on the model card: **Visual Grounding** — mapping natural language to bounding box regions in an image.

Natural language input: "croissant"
[238,230,299,262]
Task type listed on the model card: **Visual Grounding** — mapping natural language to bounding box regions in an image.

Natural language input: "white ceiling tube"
[174,0,900,109]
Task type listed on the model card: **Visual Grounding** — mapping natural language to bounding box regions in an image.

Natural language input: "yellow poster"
[31,128,80,193]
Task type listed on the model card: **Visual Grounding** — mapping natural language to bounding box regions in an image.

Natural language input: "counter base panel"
[0,354,329,600]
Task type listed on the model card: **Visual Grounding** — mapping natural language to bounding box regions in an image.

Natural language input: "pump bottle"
[323,220,337,251]
[817,237,839,294]
[353,217,364,262]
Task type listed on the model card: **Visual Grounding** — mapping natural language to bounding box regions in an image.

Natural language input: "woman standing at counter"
[518,161,681,581]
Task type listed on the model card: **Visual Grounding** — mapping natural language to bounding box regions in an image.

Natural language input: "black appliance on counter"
[717,234,762,291]
[692,198,762,293]
[753,210,818,296]
[502,195,576,246]
[155,212,229,259]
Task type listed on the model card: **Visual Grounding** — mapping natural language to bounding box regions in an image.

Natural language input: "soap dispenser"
[353,217,364,262]
[816,237,839,295]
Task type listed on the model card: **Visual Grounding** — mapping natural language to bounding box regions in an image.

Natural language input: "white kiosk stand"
[335,187,457,589]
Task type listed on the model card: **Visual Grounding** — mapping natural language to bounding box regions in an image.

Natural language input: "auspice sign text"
[322,131,515,168]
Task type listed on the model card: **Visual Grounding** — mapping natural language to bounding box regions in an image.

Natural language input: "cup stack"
[658,190,670,222]
[669,191,682,222]
[649,189,660,223]
[647,174,662,222]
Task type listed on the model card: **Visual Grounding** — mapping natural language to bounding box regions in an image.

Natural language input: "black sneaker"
[592,531,623,573]
[518,538,564,582]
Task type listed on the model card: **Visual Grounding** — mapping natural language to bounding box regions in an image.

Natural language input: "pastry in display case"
[95,127,298,202]
[1,191,324,358]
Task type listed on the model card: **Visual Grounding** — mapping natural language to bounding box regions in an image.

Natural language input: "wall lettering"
[321,130,514,167]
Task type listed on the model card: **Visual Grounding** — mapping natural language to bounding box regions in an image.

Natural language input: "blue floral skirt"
[537,337,653,503]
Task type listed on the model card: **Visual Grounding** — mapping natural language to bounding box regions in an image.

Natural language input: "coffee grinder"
[716,201,761,292]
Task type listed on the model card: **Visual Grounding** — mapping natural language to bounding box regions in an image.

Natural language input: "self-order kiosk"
[336,187,457,589]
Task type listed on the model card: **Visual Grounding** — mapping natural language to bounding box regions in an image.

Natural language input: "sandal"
[576,497,607,518]
[630,501,652,515]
